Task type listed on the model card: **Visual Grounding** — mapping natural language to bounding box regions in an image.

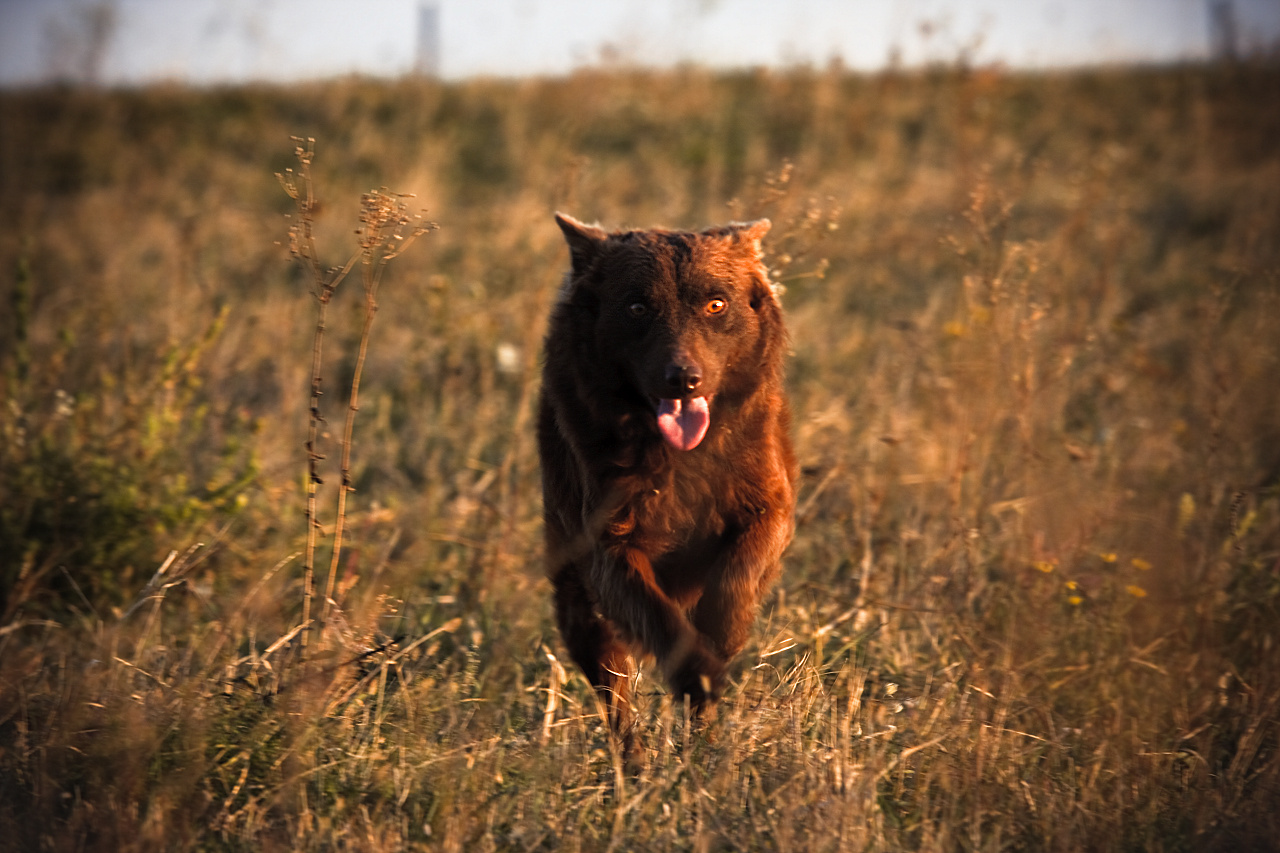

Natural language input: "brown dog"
[538,213,798,755]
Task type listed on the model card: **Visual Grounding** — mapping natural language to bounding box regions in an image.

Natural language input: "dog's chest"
[622,450,740,548]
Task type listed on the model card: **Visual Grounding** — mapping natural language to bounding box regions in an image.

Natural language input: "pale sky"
[1,0,1277,86]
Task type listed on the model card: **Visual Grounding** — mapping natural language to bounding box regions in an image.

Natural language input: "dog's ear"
[556,213,608,270]
[724,220,777,311]
[731,219,770,259]
[704,218,770,260]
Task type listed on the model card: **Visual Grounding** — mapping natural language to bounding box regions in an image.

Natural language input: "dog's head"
[555,213,781,451]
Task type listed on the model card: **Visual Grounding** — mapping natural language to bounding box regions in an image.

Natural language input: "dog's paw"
[667,641,726,713]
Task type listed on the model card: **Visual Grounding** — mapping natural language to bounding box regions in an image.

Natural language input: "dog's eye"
[706,298,727,315]
[628,302,648,317]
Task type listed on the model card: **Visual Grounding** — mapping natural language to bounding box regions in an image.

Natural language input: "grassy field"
[1,62,1278,851]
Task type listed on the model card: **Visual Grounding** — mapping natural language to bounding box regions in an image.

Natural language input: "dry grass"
[1,63,1278,851]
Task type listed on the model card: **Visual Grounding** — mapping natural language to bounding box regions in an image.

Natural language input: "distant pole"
[1208,0,1238,62]
[416,3,441,77]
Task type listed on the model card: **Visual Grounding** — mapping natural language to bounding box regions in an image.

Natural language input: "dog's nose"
[664,362,702,395]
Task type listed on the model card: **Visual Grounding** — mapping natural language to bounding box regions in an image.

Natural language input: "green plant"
[0,294,257,618]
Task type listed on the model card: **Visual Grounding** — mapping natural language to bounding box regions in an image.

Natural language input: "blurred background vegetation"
[0,62,1278,850]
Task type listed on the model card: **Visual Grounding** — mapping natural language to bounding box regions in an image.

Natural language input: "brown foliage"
[1,64,1278,851]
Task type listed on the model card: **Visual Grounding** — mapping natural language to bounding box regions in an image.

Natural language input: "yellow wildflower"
[1177,493,1196,536]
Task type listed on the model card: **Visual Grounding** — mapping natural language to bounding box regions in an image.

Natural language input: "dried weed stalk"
[278,137,436,649]
[728,159,841,292]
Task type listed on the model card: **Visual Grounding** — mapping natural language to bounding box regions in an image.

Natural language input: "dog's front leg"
[693,507,794,663]
[590,543,726,711]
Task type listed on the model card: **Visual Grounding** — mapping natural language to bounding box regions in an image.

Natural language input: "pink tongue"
[656,396,710,451]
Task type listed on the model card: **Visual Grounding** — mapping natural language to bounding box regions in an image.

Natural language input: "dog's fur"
[538,213,798,754]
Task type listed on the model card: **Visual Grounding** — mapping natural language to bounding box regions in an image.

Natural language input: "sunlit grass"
[1,62,1278,851]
